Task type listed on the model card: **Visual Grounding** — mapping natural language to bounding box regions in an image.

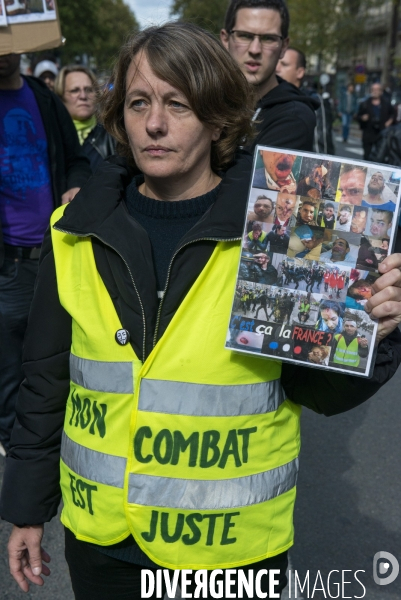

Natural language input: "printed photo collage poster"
[226,146,401,377]
[0,0,56,27]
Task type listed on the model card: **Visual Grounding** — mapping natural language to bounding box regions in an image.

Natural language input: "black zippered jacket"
[82,123,116,172]
[246,78,320,152]
[1,155,400,526]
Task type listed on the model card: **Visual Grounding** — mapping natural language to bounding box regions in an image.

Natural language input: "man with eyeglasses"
[0,53,91,456]
[220,0,319,152]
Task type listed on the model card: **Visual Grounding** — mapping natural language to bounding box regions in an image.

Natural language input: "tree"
[382,0,401,87]
[170,0,228,35]
[286,0,382,65]
[57,0,139,69]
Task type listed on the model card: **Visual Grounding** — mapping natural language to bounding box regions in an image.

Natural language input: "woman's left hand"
[365,253,401,344]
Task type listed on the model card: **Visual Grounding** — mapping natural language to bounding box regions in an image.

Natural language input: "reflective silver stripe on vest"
[138,379,285,417]
[70,354,133,394]
[128,459,298,510]
[61,433,126,488]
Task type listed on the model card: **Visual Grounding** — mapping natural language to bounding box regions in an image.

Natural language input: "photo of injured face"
[296,158,341,201]
[336,164,367,206]
[320,230,360,268]
[287,225,325,261]
[350,205,393,239]
[274,193,297,227]
[335,204,353,232]
[252,151,302,194]
[307,344,330,365]
[356,236,380,271]
[247,189,276,225]
[366,208,393,239]
[346,271,380,310]
[315,299,345,334]
[350,206,368,234]
[362,168,397,211]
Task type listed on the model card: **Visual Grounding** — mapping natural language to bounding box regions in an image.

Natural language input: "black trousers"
[65,528,288,599]
[0,255,39,448]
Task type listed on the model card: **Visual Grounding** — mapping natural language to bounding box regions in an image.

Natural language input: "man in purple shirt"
[0,54,91,456]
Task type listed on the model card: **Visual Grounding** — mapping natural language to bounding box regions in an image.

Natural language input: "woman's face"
[63,72,96,121]
[124,54,220,184]
[320,308,339,330]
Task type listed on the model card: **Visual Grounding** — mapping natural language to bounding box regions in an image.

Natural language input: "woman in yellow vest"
[2,22,401,600]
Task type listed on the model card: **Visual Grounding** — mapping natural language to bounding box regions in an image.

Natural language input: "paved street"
[333,125,364,161]
[283,361,401,599]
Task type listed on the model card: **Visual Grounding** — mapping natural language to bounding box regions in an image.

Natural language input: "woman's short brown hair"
[54,65,98,99]
[100,22,254,171]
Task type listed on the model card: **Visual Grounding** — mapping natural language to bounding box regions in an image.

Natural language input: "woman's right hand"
[8,524,50,592]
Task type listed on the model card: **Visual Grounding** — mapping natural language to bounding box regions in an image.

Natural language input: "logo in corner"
[373,551,399,586]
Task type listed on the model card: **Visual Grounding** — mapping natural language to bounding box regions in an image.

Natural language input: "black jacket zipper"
[153,236,241,346]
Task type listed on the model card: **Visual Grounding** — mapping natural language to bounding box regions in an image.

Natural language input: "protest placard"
[0,0,61,55]
[226,146,401,377]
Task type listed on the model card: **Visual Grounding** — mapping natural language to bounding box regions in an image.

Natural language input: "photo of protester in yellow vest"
[3,14,401,600]
[245,221,269,253]
[332,318,369,367]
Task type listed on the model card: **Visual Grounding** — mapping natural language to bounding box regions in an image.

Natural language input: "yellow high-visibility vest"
[333,334,360,366]
[51,205,301,570]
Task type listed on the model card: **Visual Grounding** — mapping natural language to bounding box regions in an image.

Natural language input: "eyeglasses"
[339,187,363,196]
[65,87,95,97]
[229,30,283,48]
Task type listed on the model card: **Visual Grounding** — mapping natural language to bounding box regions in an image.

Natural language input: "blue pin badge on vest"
[115,329,130,345]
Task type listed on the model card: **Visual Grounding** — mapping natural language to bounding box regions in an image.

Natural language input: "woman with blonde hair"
[55,65,115,170]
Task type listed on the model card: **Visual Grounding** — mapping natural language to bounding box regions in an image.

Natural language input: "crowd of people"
[235,282,307,323]
[1,1,401,599]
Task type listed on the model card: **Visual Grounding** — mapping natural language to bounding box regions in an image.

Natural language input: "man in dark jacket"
[0,53,91,455]
[220,0,319,152]
[276,47,335,154]
[266,223,289,253]
[357,82,394,160]
[239,250,278,284]
[369,122,401,166]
